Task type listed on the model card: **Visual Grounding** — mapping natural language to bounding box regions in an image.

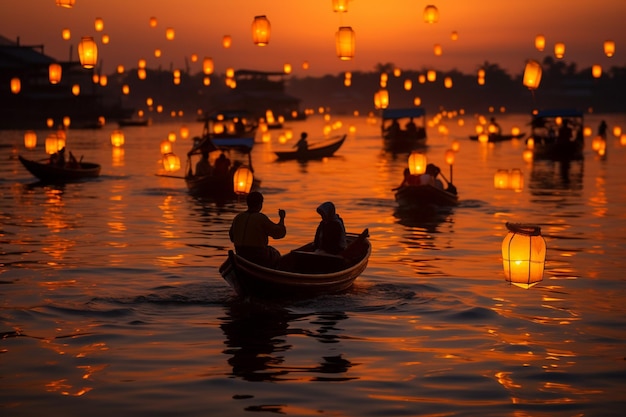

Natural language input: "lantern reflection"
[502,223,546,289]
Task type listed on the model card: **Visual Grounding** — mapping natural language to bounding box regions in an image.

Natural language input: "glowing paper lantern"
[160,140,172,154]
[604,40,615,57]
[233,166,254,194]
[444,77,453,88]
[203,57,214,75]
[45,133,65,154]
[494,169,509,189]
[78,37,98,69]
[223,35,232,48]
[534,34,545,51]
[122,84,130,95]
[332,0,349,12]
[117,65,124,74]
[502,222,546,289]
[336,26,355,60]
[149,17,158,28]
[101,34,110,44]
[110,130,124,147]
[445,149,455,165]
[523,60,542,90]
[252,15,271,45]
[180,125,190,139]
[165,28,175,40]
[554,42,565,59]
[56,0,75,7]
[433,44,443,56]
[72,84,80,95]
[99,74,108,86]
[427,70,436,82]
[10,77,20,94]
[162,153,181,172]
[451,31,459,41]
[509,169,524,191]
[423,5,439,23]
[478,133,489,143]
[62,28,71,40]
[94,18,104,32]
[374,89,389,109]
[592,64,602,79]
[283,63,292,74]
[138,69,147,80]
[24,130,37,149]
[49,63,62,84]
[408,152,427,175]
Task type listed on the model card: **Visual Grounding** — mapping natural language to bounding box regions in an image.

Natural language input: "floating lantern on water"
[494,169,509,189]
[554,42,565,59]
[478,133,489,143]
[511,126,520,136]
[523,60,542,90]
[233,166,254,194]
[110,130,125,147]
[165,27,175,40]
[24,130,37,150]
[509,169,524,191]
[160,140,172,155]
[10,77,20,94]
[78,37,98,69]
[408,152,427,175]
[223,35,232,48]
[534,34,545,51]
[56,0,75,7]
[162,153,181,172]
[336,26,355,60]
[604,40,615,57]
[522,149,533,163]
[423,5,439,23]
[374,89,389,109]
[332,0,349,12]
[252,15,271,45]
[49,63,62,84]
[592,65,602,79]
[502,222,546,289]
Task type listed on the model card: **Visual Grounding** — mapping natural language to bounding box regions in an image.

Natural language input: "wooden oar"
[155,173,186,179]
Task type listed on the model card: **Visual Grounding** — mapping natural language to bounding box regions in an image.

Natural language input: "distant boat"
[527,109,584,161]
[469,132,526,142]
[219,229,371,299]
[18,155,101,182]
[274,134,347,161]
[395,184,458,213]
[381,108,427,152]
[197,110,257,151]
[118,118,150,127]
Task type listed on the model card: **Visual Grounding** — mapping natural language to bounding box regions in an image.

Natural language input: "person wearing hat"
[229,191,286,267]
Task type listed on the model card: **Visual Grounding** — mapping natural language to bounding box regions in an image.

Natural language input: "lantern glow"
[252,15,271,46]
[423,5,439,23]
[49,63,62,84]
[554,42,565,59]
[233,166,254,194]
[10,77,21,94]
[162,153,181,172]
[408,152,427,175]
[502,223,546,289]
[24,130,37,149]
[78,37,98,69]
[110,130,125,147]
[604,40,615,57]
[534,34,545,51]
[523,60,542,90]
[336,26,355,60]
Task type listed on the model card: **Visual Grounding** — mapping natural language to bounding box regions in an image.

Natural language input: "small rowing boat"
[469,132,526,142]
[18,155,101,182]
[395,184,458,212]
[274,134,347,161]
[219,229,371,299]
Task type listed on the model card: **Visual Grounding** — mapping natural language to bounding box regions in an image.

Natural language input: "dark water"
[1,113,625,416]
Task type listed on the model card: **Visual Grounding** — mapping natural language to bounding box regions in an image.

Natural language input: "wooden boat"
[274,134,347,161]
[395,184,458,212]
[197,110,257,151]
[219,229,371,299]
[526,109,585,161]
[381,108,427,152]
[469,132,526,142]
[117,118,150,127]
[18,155,101,182]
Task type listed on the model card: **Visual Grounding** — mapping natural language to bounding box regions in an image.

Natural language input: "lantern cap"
[505,222,541,236]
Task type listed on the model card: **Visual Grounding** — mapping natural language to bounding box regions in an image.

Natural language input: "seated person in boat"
[295,132,309,152]
[214,152,231,177]
[421,164,445,190]
[557,119,573,144]
[488,117,502,136]
[194,149,212,177]
[394,168,421,190]
[66,151,79,169]
[229,191,286,267]
[50,147,66,167]
[405,118,418,135]
[314,201,347,255]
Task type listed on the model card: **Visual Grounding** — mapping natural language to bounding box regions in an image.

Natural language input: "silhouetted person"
[295,132,308,152]
[489,117,502,135]
[598,120,607,139]
[214,152,231,177]
[314,202,347,255]
[558,119,573,144]
[195,149,212,177]
[229,191,286,267]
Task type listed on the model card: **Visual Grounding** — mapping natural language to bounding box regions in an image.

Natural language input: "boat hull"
[395,184,458,211]
[19,155,101,182]
[219,230,371,299]
[274,134,346,161]
[469,133,525,142]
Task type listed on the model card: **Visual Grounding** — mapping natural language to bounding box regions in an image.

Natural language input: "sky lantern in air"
[78,37,98,69]
[523,60,542,90]
[166,28,175,40]
[252,15,271,45]
[332,0,349,12]
[534,34,545,51]
[223,35,232,48]
[62,28,71,40]
[154,48,161,57]
[10,77,20,94]
[56,0,75,7]
[502,222,546,289]
[451,31,458,41]
[433,44,442,56]
[604,40,615,57]
[24,130,37,150]
[49,63,62,84]
[554,42,565,59]
[336,26,355,60]
[423,5,439,23]
[283,63,292,74]
[94,17,104,32]
[592,64,602,78]
[203,57,214,74]
[149,17,157,28]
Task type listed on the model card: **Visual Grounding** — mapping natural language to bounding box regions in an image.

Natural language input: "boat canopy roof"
[200,110,253,122]
[382,108,426,120]
[533,109,583,119]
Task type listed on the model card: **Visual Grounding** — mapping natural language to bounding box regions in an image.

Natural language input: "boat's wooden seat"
[289,251,346,274]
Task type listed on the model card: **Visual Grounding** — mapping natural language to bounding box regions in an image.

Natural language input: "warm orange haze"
[4,0,625,77]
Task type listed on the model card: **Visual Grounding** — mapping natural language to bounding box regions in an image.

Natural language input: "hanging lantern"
[603,40,615,57]
[56,0,75,7]
[10,77,21,94]
[62,28,71,40]
[24,130,37,150]
[162,153,181,172]
[252,15,271,46]
[408,152,427,175]
[233,166,254,194]
[502,222,546,289]
[222,35,232,48]
[336,26,355,60]
[332,0,349,12]
[165,27,175,40]
[423,5,439,23]
[592,64,602,79]
[554,42,565,59]
[523,60,542,90]
[78,37,98,69]
[160,140,172,155]
[110,130,125,147]
[534,34,545,51]
[94,17,104,32]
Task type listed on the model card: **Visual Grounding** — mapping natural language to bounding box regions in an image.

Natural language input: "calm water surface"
[1,113,625,416]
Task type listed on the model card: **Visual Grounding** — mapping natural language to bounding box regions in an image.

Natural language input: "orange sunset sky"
[3,0,625,77]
